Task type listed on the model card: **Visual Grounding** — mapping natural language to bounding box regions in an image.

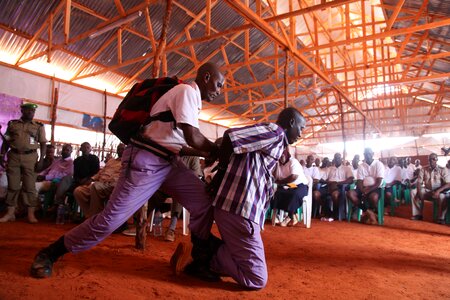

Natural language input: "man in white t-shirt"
[346,148,384,225]
[351,155,360,179]
[31,62,225,281]
[272,150,308,226]
[327,153,354,221]
[303,154,321,212]
[384,157,402,207]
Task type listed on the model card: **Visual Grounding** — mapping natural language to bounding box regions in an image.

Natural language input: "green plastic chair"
[390,183,404,216]
[347,183,385,225]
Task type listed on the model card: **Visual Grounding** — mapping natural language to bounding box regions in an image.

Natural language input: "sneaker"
[164,229,176,242]
[320,217,334,222]
[170,242,192,275]
[410,215,423,221]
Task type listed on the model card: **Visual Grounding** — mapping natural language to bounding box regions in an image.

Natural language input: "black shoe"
[30,250,54,278]
[113,222,128,234]
[411,215,423,221]
[184,261,221,282]
[30,236,67,278]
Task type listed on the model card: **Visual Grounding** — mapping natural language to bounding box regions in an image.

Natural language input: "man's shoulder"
[89,154,100,161]
[7,119,21,126]
[31,120,44,126]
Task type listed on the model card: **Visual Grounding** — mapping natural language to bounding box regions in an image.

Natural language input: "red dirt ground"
[0,203,449,300]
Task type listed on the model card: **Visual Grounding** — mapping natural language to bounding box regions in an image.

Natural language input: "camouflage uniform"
[4,119,46,208]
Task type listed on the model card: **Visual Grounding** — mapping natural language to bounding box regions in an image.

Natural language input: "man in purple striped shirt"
[178,107,305,289]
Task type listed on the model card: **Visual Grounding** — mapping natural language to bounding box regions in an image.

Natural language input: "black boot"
[30,236,68,278]
[185,235,221,282]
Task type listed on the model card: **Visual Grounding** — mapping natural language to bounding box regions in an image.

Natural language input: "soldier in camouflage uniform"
[0,103,46,223]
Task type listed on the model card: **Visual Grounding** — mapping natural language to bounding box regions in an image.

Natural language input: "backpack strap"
[129,135,175,161]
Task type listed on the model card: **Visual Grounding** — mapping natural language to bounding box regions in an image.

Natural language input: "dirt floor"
[0,203,449,300]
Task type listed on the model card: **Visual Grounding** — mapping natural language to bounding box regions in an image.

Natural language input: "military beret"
[21,103,38,109]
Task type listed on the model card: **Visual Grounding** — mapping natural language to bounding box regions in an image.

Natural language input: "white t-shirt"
[319,167,330,181]
[274,157,308,186]
[142,82,202,153]
[303,165,321,180]
[328,165,354,182]
[384,165,402,184]
[357,160,384,187]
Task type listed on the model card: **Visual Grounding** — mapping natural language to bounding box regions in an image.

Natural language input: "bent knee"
[241,270,268,290]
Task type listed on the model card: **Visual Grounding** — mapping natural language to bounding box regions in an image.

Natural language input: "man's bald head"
[195,62,225,103]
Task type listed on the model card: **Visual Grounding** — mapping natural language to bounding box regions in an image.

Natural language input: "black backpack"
[109,77,182,144]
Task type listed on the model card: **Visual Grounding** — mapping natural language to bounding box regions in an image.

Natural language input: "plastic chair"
[347,184,385,225]
[390,184,402,216]
[297,175,312,228]
[148,198,189,236]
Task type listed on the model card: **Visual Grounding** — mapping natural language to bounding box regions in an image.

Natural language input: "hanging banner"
[0,93,22,138]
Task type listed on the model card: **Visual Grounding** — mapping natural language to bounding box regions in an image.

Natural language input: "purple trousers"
[65,146,214,253]
[210,207,268,289]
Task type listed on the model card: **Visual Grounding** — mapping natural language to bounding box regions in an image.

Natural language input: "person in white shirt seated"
[384,157,402,207]
[351,155,360,180]
[326,153,354,221]
[271,150,308,227]
[303,155,321,212]
[346,148,384,225]
[414,159,422,170]
[316,157,331,218]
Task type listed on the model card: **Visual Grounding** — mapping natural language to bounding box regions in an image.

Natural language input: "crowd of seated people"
[269,148,449,226]
[1,139,448,229]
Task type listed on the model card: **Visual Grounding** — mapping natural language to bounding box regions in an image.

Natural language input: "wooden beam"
[302,18,450,53]
[385,0,405,31]
[65,0,71,44]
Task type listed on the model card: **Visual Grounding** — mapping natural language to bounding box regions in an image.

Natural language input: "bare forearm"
[179,146,208,157]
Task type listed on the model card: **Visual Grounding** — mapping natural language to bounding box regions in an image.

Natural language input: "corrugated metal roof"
[0,0,448,144]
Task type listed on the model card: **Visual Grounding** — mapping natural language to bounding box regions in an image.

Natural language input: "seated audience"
[346,148,384,225]
[384,157,402,206]
[271,150,308,227]
[326,153,354,221]
[35,144,73,209]
[73,142,100,187]
[303,155,321,213]
[55,142,100,208]
[164,155,203,242]
[351,154,360,179]
[411,153,450,224]
[317,157,331,218]
[35,144,56,173]
[414,159,422,170]
[73,144,125,218]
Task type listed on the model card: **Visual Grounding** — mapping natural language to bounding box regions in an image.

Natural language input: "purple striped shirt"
[212,123,287,225]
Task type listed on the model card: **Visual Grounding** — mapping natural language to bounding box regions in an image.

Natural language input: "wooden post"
[102,89,107,161]
[284,50,289,108]
[338,94,346,161]
[152,0,173,78]
[135,204,148,250]
[50,81,58,145]
[363,117,366,148]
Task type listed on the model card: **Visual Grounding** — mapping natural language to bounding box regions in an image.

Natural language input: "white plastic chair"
[301,175,313,228]
[148,198,189,235]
